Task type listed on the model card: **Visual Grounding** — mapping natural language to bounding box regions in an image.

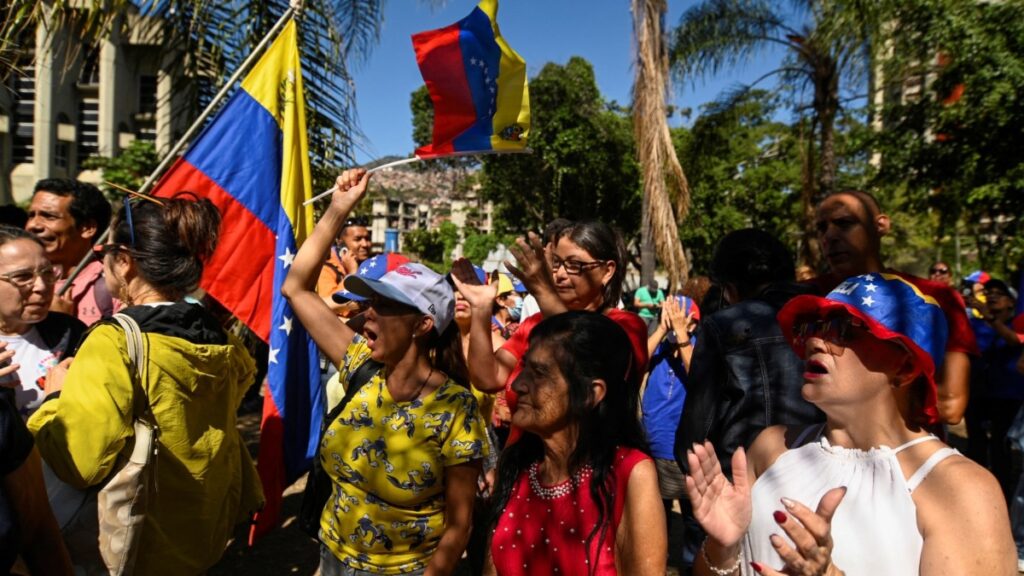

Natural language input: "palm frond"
[669,0,795,84]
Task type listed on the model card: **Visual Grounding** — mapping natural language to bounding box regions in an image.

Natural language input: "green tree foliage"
[674,90,803,273]
[403,221,459,272]
[873,0,1024,274]
[481,57,641,235]
[82,140,160,197]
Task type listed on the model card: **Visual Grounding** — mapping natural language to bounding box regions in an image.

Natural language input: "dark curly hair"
[33,178,112,232]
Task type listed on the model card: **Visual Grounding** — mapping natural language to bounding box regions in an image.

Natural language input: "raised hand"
[752,487,847,576]
[684,442,752,549]
[450,258,498,310]
[331,169,371,214]
[505,232,552,294]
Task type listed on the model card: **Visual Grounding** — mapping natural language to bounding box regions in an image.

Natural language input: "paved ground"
[211,409,691,575]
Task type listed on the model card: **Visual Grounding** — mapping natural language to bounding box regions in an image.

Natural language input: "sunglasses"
[792,315,868,355]
[343,216,369,228]
[929,267,950,275]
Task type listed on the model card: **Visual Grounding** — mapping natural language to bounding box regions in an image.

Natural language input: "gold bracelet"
[701,539,743,576]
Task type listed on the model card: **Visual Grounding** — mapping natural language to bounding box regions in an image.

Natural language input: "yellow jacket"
[29,304,264,575]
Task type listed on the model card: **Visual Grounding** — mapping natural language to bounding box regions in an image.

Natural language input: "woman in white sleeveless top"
[684,273,1015,576]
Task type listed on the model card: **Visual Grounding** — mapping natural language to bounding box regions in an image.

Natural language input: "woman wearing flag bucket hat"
[282,168,488,575]
[684,273,1014,576]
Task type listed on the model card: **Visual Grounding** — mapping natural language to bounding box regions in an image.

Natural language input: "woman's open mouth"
[804,359,828,379]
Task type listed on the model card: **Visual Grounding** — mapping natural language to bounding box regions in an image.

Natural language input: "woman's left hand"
[43,357,73,396]
[753,487,847,576]
[505,232,552,294]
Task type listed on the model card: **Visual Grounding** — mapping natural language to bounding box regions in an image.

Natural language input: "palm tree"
[669,0,879,266]
[1,0,417,189]
[632,0,691,290]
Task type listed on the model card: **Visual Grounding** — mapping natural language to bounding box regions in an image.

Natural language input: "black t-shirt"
[0,390,35,572]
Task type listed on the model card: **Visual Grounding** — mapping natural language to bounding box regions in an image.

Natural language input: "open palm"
[450,258,498,309]
[684,442,752,548]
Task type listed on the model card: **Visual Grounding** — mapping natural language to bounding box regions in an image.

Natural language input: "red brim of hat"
[777,294,939,425]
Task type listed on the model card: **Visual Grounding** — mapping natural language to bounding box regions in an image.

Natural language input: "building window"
[138,75,157,114]
[55,142,69,169]
[77,98,99,164]
[11,59,35,164]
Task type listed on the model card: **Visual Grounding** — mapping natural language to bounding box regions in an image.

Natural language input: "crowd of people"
[0,171,1021,575]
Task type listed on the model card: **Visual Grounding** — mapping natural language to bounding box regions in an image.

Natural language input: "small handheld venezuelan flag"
[411,0,530,158]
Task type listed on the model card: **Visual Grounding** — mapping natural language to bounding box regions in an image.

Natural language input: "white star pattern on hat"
[865,283,878,292]
[862,295,876,307]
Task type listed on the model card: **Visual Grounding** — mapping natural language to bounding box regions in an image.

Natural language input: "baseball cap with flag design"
[777,273,949,424]
[343,262,455,334]
[332,253,411,304]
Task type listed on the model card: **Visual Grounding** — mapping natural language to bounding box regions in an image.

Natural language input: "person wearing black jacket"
[675,229,823,479]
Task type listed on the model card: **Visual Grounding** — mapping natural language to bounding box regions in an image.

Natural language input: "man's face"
[340,225,372,262]
[814,194,883,278]
[25,192,95,265]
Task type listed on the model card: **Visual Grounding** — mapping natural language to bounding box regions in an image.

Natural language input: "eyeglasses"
[93,243,125,258]
[929,267,950,275]
[792,315,868,356]
[551,255,607,275]
[343,216,369,228]
[0,264,57,289]
[984,290,1009,300]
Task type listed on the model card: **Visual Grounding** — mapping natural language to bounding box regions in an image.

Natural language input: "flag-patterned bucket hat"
[777,273,949,424]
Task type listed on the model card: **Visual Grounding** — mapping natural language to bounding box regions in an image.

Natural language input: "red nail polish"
[773,510,787,523]
[751,561,764,574]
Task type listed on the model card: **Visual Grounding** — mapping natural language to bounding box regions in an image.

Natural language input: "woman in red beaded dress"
[484,311,666,575]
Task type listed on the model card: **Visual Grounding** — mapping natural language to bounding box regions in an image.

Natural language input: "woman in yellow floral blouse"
[282,168,487,576]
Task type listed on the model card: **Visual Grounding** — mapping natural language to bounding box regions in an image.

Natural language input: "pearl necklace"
[528,462,593,500]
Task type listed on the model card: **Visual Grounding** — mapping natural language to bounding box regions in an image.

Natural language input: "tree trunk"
[632,0,690,291]
[799,117,822,269]
[815,56,840,198]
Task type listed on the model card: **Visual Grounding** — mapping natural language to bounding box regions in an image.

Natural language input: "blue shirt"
[642,337,691,460]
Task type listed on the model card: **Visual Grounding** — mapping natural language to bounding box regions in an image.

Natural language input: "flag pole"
[59,4,303,296]
[302,147,533,206]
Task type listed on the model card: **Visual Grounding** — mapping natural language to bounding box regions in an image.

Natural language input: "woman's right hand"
[0,343,19,387]
[684,441,752,549]
[331,169,371,214]
[451,258,498,310]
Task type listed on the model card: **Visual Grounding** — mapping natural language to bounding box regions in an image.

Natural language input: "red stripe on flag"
[154,159,276,340]
[249,389,286,543]
[412,23,476,156]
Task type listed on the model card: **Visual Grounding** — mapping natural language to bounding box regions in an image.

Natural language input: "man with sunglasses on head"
[316,215,374,314]
[812,190,977,425]
[25,178,116,326]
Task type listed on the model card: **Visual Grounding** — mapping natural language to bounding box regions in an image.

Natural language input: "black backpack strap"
[323,359,383,429]
[324,260,346,285]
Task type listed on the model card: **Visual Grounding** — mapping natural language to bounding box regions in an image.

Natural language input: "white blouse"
[741,428,956,575]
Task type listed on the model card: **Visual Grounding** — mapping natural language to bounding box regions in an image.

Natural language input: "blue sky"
[348,0,786,163]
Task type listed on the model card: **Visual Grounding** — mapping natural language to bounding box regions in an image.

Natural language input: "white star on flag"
[279,316,293,336]
[278,247,295,268]
[862,295,876,307]
[268,347,280,364]
[470,57,477,65]
[865,283,878,292]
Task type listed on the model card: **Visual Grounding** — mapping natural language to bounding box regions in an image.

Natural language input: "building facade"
[1,11,191,203]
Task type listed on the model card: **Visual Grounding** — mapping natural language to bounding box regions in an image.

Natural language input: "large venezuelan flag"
[411,0,530,158]
[151,20,320,540]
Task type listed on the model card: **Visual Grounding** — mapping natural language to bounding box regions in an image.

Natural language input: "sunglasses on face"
[929,267,950,275]
[792,315,868,354]
[343,216,369,228]
[550,255,607,275]
[0,264,57,289]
